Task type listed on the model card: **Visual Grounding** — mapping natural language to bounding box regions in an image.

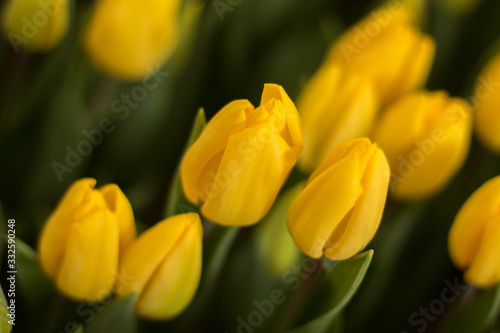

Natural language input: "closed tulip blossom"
[449,176,500,288]
[116,213,202,320]
[474,53,500,153]
[327,6,435,106]
[84,0,180,80]
[181,84,304,226]
[2,0,69,52]
[287,138,390,261]
[297,64,378,172]
[38,178,136,301]
[373,91,472,200]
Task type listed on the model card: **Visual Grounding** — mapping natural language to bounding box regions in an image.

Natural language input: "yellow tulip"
[2,0,69,52]
[181,84,304,226]
[84,0,180,80]
[287,138,390,261]
[116,213,202,320]
[373,91,472,200]
[449,176,500,288]
[38,178,136,301]
[327,5,435,106]
[297,63,378,172]
[474,53,500,153]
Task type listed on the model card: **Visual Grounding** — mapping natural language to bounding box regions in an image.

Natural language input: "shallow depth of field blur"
[2,0,500,332]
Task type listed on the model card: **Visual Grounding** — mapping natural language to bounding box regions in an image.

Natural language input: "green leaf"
[85,294,137,333]
[288,250,374,333]
[442,283,500,333]
[0,282,12,333]
[164,108,206,217]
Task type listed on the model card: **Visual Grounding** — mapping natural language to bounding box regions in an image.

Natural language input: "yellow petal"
[374,91,472,200]
[2,0,69,52]
[465,216,500,288]
[327,9,434,106]
[56,208,119,302]
[84,0,181,79]
[116,213,200,299]
[395,34,436,100]
[307,138,373,186]
[99,184,137,255]
[38,178,97,278]
[288,145,364,258]
[449,176,500,269]
[474,54,500,153]
[298,64,378,172]
[201,124,296,226]
[261,84,304,155]
[181,100,254,204]
[392,102,471,199]
[324,148,390,260]
[136,214,202,320]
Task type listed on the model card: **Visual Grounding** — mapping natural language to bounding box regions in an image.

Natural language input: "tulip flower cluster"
[39,178,202,320]
[24,1,500,332]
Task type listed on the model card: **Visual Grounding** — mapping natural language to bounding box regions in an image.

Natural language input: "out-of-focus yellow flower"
[84,0,180,80]
[116,213,202,320]
[287,138,390,261]
[2,0,69,52]
[474,53,500,154]
[449,176,500,288]
[440,0,482,16]
[256,182,303,276]
[373,91,472,200]
[297,64,378,172]
[38,178,136,301]
[327,5,435,106]
[181,84,304,226]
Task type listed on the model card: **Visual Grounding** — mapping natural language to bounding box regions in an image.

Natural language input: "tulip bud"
[83,0,181,80]
[38,178,136,301]
[2,0,69,52]
[448,176,500,288]
[181,84,304,226]
[373,91,472,200]
[116,213,202,320]
[287,138,390,261]
[297,64,378,172]
[327,5,435,106]
[474,53,500,153]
